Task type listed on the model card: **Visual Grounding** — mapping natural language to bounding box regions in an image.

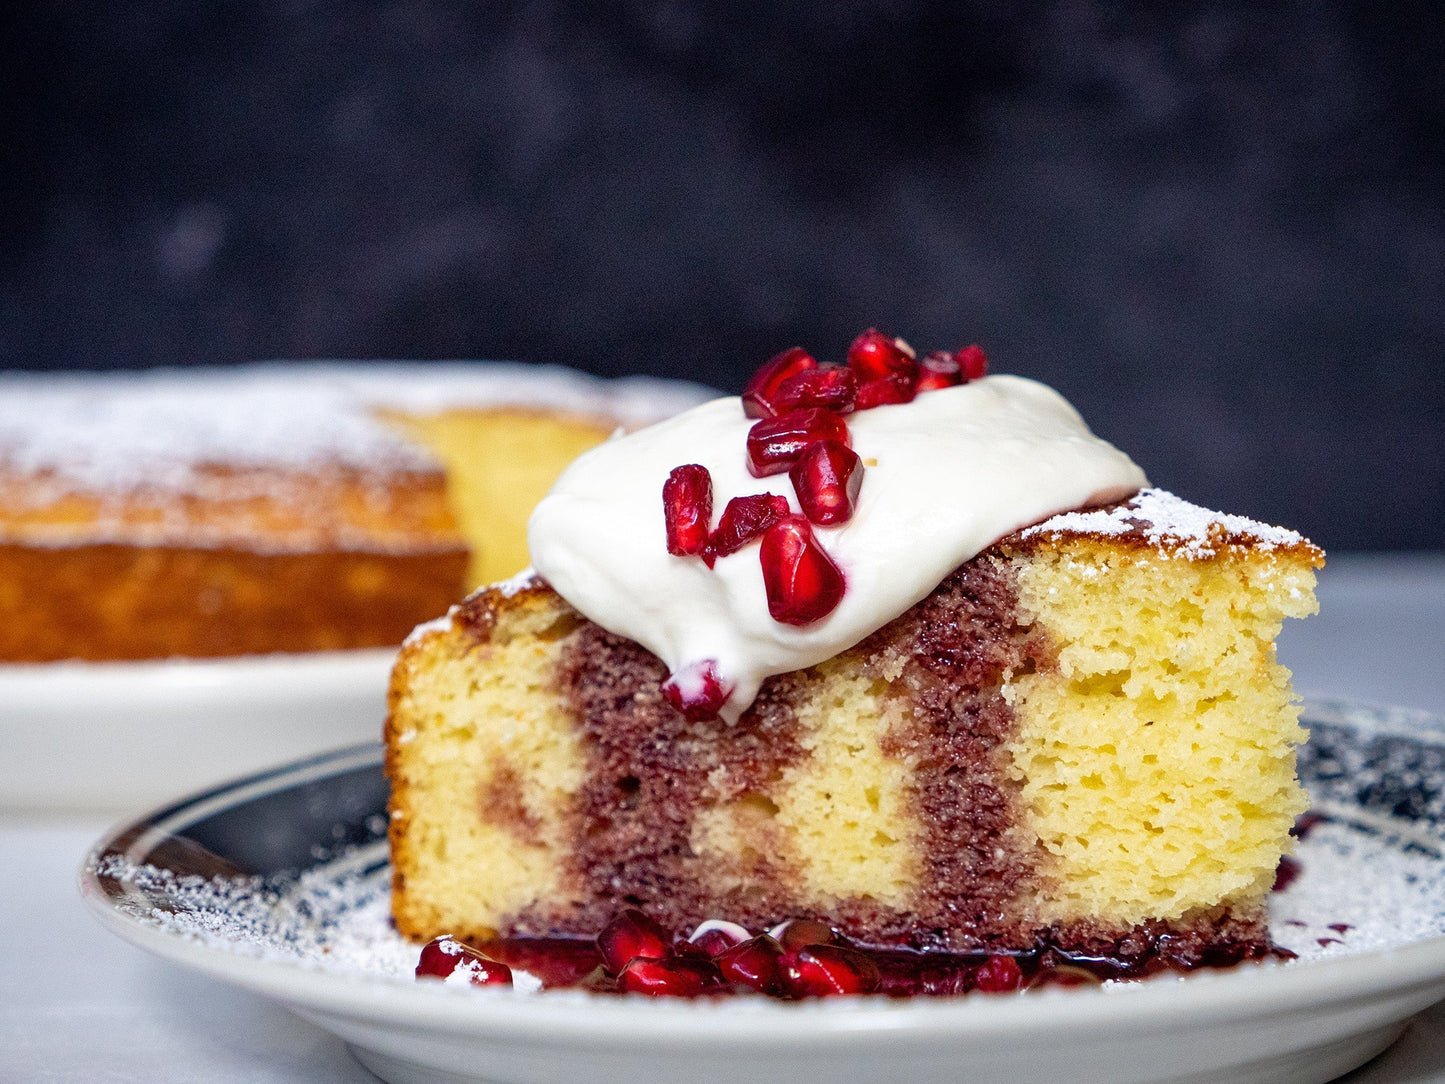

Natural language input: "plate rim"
[77,697,1445,1047]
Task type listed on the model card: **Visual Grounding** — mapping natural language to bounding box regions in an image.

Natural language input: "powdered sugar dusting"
[1270,818,1445,957]
[0,362,713,498]
[86,705,1445,992]
[82,703,1445,1004]
[1023,487,1312,558]
[493,567,542,597]
[93,844,419,981]
[1273,703,1445,957]
[88,815,1443,993]
[402,610,457,648]
[400,568,541,647]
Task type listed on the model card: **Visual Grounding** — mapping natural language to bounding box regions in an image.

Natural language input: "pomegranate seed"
[746,408,850,478]
[416,936,514,987]
[596,909,673,974]
[973,955,1023,993]
[1041,963,1103,987]
[701,493,791,566]
[715,934,785,995]
[661,659,733,721]
[790,440,862,526]
[847,329,918,384]
[778,944,880,997]
[1290,811,1328,839]
[742,346,818,419]
[688,920,751,956]
[759,516,846,625]
[1272,855,1302,892]
[954,343,988,381]
[915,350,962,392]
[662,464,712,557]
[773,365,858,414]
[853,372,916,410]
[771,918,842,952]
[618,956,727,997]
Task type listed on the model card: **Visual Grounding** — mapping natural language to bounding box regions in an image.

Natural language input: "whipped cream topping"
[529,374,1148,720]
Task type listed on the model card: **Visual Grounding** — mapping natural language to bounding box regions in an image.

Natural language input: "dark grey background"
[2,1,1441,551]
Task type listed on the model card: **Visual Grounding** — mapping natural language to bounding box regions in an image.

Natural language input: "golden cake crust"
[0,364,708,660]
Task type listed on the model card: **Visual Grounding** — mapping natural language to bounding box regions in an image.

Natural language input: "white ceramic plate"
[3,648,395,813]
[80,699,1445,1084]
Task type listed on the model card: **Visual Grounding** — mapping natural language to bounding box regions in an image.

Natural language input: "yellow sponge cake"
[387,335,1322,994]
[389,491,1319,967]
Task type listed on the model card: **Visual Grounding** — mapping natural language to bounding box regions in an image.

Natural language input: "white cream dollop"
[528,374,1147,720]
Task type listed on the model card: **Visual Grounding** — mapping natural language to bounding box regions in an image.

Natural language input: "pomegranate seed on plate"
[790,440,862,526]
[702,493,791,566]
[771,917,842,951]
[853,372,916,410]
[618,956,727,997]
[688,920,752,956]
[954,343,988,381]
[415,936,514,987]
[715,934,786,995]
[742,346,818,419]
[596,909,673,974]
[661,659,733,721]
[847,329,918,384]
[759,516,846,625]
[915,350,962,392]
[778,944,881,997]
[773,365,858,415]
[662,464,713,557]
[745,408,850,478]
[972,954,1024,993]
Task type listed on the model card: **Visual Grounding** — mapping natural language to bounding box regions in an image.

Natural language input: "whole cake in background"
[0,363,709,662]
[387,332,1323,998]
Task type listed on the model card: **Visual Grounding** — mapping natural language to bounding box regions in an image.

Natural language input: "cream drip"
[528,374,1148,721]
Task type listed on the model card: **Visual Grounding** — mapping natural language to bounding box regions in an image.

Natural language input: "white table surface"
[3,552,1444,1083]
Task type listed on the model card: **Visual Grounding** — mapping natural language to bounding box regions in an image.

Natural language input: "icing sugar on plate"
[79,700,1445,1084]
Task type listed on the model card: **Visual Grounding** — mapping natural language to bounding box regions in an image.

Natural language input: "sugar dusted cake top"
[0,362,713,497]
[1019,487,1322,561]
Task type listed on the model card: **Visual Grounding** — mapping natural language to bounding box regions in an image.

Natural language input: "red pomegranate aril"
[661,659,733,721]
[662,464,713,557]
[618,956,727,997]
[771,917,842,952]
[954,343,988,381]
[476,937,604,989]
[847,328,918,384]
[745,408,850,478]
[759,516,846,625]
[972,954,1024,993]
[596,909,673,974]
[742,346,818,419]
[689,930,737,957]
[715,934,785,994]
[702,493,791,566]
[773,364,858,414]
[416,936,514,987]
[790,440,862,526]
[778,944,881,997]
[915,350,962,392]
[854,372,916,410]
[688,920,751,956]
